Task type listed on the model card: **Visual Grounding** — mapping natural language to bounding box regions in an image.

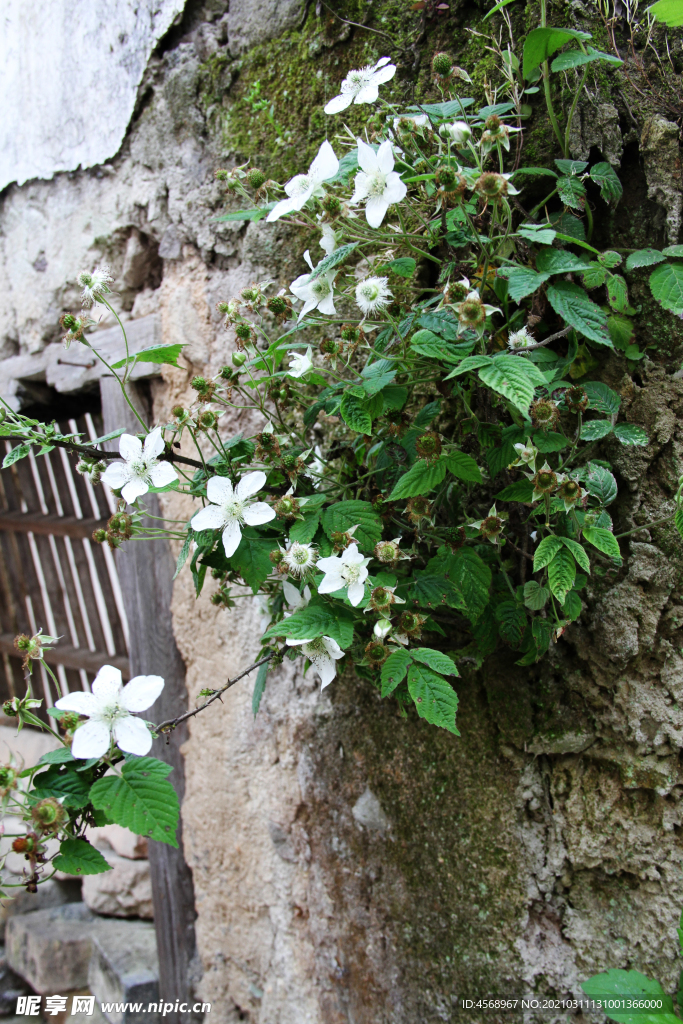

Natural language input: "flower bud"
[432,51,454,80]
[31,797,66,832]
[245,169,267,189]
[440,121,472,145]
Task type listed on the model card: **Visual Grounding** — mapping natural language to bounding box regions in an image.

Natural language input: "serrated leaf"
[321,500,382,551]
[583,381,621,414]
[598,250,623,268]
[2,443,32,468]
[562,590,582,620]
[625,249,664,271]
[230,532,273,593]
[584,462,617,505]
[579,263,607,289]
[518,224,557,245]
[447,548,491,622]
[33,764,91,808]
[649,261,683,314]
[382,385,409,410]
[495,600,527,647]
[590,162,623,206]
[289,511,321,543]
[580,419,613,441]
[551,45,622,70]
[557,174,586,210]
[523,26,592,78]
[536,247,586,274]
[548,546,576,603]
[412,648,459,676]
[583,526,621,559]
[308,242,358,280]
[53,839,112,876]
[675,509,683,539]
[496,479,535,502]
[173,532,192,580]
[533,534,564,570]
[560,537,590,572]
[89,757,179,847]
[407,663,459,734]
[613,423,649,446]
[381,649,412,696]
[410,330,474,364]
[340,392,373,433]
[263,603,354,648]
[607,274,629,313]
[581,968,679,1024]
[445,354,492,379]
[478,356,541,415]
[523,580,550,609]
[547,280,612,346]
[111,344,185,370]
[444,450,482,483]
[215,205,275,222]
[388,257,416,277]
[38,748,75,766]
[496,266,550,301]
[417,310,460,340]
[608,313,635,349]
[414,401,441,427]
[252,661,268,717]
[389,459,447,500]
[360,359,396,396]
[534,431,569,452]
[410,572,466,611]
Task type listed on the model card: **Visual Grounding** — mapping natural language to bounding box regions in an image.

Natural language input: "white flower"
[55,665,164,759]
[267,141,339,222]
[78,265,113,308]
[373,619,393,639]
[316,542,370,606]
[100,427,178,504]
[320,223,338,256]
[282,542,317,577]
[287,345,314,378]
[439,121,472,145]
[324,57,396,114]
[283,581,311,612]
[508,326,534,350]
[290,252,337,322]
[349,139,407,228]
[285,635,345,689]
[355,276,392,316]
[191,471,275,557]
[392,113,429,134]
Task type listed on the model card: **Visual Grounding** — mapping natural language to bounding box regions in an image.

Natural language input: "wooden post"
[100,378,198,1023]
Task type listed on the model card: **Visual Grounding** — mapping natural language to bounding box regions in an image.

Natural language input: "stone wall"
[2,1,683,1021]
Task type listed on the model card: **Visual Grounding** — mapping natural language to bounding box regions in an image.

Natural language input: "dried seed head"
[31,797,66,832]
[530,398,560,430]
[364,640,389,666]
[557,479,582,505]
[415,432,442,461]
[406,496,432,523]
[564,386,589,413]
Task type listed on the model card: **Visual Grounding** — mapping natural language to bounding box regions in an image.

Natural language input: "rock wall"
[2,1,683,1021]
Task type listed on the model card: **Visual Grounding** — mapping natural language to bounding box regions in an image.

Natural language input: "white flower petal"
[283,581,301,606]
[324,93,354,114]
[143,427,164,460]
[119,434,143,462]
[222,520,242,557]
[149,461,178,489]
[55,691,100,716]
[284,173,311,199]
[243,502,276,526]
[356,138,378,174]
[372,63,396,85]
[267,196,304,223]
[121,479,149,503]
[383,173,407,204]
[365,196,390,229]
[92,665,124,702]
[347,581,365,606]
[309,139,339,182]
[374,57,391,69]
[72,719,111,759]
[121,674,165,713]
[316,656,338,689]
[191,504,227,532]
[100,463,129,490]
[376,140,395,175]
[317,291,336,316]
[355,83,380,105]
[322,636,344,659]
[113,715,153,756]
[318,572,345,594]
[316,554,342,573]
[236,470,267,500]
[285,637,310,647]
[206,476,234,505]
[349,171,372,205]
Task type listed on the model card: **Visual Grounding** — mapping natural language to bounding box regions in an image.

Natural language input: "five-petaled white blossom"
[349,139,407,228]
[286,635,345,688]
[267,141,339,222]
[324,57,396,114]
[78,265,113,307]
[282,542,317,577]
[355,276,392,317]
[191,471,275,557]
[290,252,337,322]
[101,427,178,504]
[287,345,314,378]
[317,542,370,606]
[55,665,164,759]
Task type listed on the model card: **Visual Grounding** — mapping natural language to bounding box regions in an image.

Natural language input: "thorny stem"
[155,653,275,733]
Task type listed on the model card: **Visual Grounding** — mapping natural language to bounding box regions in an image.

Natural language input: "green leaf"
[38,748,75,765]
[478,355,544,415]
[523,580,550,610]
[308,242,358,280]
[445,354,492,379]
[389,459,447,500]
[557,174,586,211]
[584,381,621,414]
[412,648,459,676]
[614,423,649,446]
[110,344,185,370]
[625,249,664,271]
[589,162,623,206]
[675,508,683,540]
[340,392,373,434]
[417,311,460,340]
[531,617,553,657]
[648,0,683,27]
[583,526,621,559]
[560,536,590,572]
[447,548,491,622]
[381,649,412,696]
[551,45,622,70]
[523,26,592,78]
[230,532,273,593]
[649,261,683,314]
[33,764,91,808]
[443,450,482,483]
[561,590,582,620]
[496,479,535,502]
[382,385,409,410]
[546,281,612,346]
[263,602,354,648]
[321,500,382,551]
[580,419,613,441]
[53,839,112,876]
[534,431,569,452]
[608,313,636,350]
[533,535,563,570]
[496,266,550,301]
[173,532,192,580]
[536,248,586,274]
[360,359,396,396]
[289,511,321,543]
[598,250,623,268]
[581,968,679,1024]
[548,546,576,603]
[2,443,32,468]
[410,572,466,611]
[407,663,459,734]
[89,757,179,847]
[495,601,527,647]
[581,264,609,291]
[606,274,629,313]
[388,257,416,277]
[663,244,683,257]
[517,223,557,245]
[410,330,474,365]
[483,0,518,21]
[414,400,441,427]
[584,463,617,505]
[215,205,275,222]
[252,661,268,717]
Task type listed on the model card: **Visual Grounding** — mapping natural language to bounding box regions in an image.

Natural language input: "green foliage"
[546,281,612,345]
[90,757,180,847]
[262,602,354,648]
[649,262,683,314]
[53,839,112,876]
[111,344,186,370]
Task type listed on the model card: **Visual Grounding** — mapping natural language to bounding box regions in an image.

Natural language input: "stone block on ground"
[82,852,152,919]
[88,922,158,1024]
[0,953,30,1016]
[88,825,148,860]
[0,878,81,927]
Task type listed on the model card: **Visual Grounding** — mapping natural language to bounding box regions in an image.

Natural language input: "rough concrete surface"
[1,0,683,1021]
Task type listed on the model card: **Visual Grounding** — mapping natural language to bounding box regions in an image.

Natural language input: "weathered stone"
[351,787,389,832]
[0,953,30,1015]
[0,877,81,926]
[82,851,153,919]
[89,825,148,861]
[6,903,96,994]
[88,922,159,1024]
[227,0,303,54]
[641,114,683,244]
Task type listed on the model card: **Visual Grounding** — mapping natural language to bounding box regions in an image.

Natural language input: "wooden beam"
[0,633,130,678]
[0,511,108,539]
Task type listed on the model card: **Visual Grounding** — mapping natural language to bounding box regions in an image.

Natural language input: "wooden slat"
[0,633,129,678]
[0,511,108,538]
